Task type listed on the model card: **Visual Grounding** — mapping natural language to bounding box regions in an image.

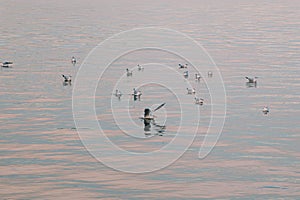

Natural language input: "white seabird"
[183,71,189,78]
[262,106,269,114]
[187,88,196,95]
[1,61,13,68]
[71,56,76,65]
[114,89,122,98]
[245,76,258,84]
[179,63,188,69]
[208,71,213,77]
[137,64,144,71]
[195,97,204,105]
[195,73,201,81]
[62,74,72,82]
[132,88,142,100]
[126,68,133,76]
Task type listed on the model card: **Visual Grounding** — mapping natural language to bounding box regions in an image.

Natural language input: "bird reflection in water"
[63,81,72,86]
[246,82,257,88]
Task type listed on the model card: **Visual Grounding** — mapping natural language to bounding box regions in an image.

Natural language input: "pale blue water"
[0,0,299,199]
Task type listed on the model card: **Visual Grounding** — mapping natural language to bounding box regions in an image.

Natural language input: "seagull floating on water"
[208,71,213,77]
[114,89,122,98]
[187,88,196,95]
[1,61,13,68]
[137,64,144,71]
[179,63,188,69]
[183,71,189,78]
[195,97,204,105]
[71,57,76,65]
[262,106,269,114]
[245,76,258,84]
[132,88,142,100]
[62,74,72,82]
[126,68,133,76]
[195,73,201,81]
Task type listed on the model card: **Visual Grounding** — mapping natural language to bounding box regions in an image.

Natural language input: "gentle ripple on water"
[0,0,299,199]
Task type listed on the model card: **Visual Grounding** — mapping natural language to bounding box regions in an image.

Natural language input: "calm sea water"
[1,0,299,199]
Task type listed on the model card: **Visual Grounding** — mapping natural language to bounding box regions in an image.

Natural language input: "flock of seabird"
[115,63,210,107]
[114,63,269,116]
[114,63,213,123]
[1,57,269,115]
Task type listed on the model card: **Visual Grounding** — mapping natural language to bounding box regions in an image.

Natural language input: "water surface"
[0,0,299,199]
